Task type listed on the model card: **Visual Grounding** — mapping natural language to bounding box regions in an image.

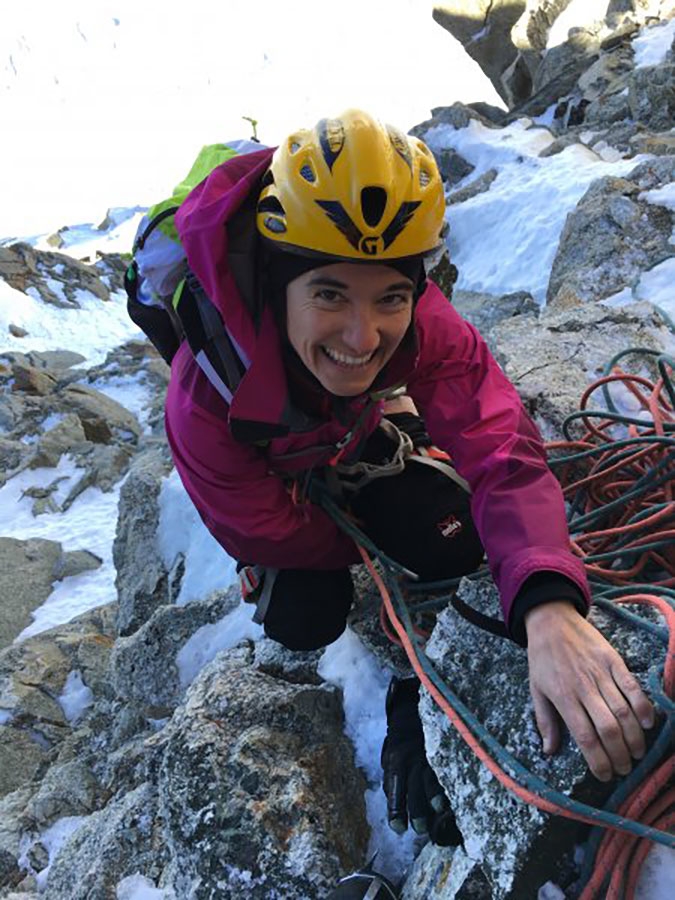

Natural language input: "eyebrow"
[305,275,414,291]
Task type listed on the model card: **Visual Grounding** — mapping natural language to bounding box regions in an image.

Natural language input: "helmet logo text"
[359,236,384,256]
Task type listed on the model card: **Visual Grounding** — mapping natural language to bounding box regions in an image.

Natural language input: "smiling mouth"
[321,346,377,368]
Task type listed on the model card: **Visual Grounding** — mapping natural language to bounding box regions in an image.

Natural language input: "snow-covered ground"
[1,6,674,899]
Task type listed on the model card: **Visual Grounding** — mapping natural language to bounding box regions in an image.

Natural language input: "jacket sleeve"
[407,285,591,627]
[165,344,360,570]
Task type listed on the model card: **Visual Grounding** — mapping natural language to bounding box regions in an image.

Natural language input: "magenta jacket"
[165,148,590,627]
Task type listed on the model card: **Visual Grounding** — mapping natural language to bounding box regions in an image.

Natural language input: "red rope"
[547,365,675,586]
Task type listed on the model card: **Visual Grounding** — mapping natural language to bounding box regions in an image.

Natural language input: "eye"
[314,288,343,303]
[379,292,411,308]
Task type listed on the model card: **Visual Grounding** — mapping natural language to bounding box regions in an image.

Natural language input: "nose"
[342,305,379,354]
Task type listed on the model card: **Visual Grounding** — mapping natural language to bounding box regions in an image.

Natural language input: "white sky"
[0,0,502,239]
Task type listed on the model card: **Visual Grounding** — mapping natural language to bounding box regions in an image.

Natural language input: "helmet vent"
[361,187,387,228]
[289,140,301,154]
[257,196,285,214]
[299,163,316,183]
[419,168,431,188]
[264,216,286,234]
[261,170,275,188]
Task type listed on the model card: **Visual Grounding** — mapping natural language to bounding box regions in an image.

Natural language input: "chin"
[318,378,369,398]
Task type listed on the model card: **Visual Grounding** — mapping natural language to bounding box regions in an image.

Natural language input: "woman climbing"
[159,110,655,865]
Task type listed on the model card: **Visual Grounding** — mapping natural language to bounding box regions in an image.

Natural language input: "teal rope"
[591,595,669,643]
[388,574,674,848]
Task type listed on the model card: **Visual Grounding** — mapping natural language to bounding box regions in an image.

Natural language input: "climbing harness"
[319,348,675,898]
[333,418,470,495]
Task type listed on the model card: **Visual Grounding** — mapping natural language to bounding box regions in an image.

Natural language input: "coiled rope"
[318,349,675,897]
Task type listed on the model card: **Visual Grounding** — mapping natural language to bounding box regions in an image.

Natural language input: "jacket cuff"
[509,572,588,647]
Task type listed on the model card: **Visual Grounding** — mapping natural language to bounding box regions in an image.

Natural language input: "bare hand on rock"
[525,601,655,782]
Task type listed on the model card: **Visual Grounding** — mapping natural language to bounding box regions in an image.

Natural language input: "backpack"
[123,139,264,402]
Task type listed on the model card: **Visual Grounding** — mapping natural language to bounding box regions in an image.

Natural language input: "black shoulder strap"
[176,273,248,402]
[130,205,249,402]
[449,594,510,639]
[133,206,180,252]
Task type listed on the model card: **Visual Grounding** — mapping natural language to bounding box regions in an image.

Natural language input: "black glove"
[381,677,462,847]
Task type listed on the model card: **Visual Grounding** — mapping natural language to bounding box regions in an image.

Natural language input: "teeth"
[323,347,375,367]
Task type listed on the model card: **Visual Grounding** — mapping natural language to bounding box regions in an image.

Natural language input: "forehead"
[297,261,413,290]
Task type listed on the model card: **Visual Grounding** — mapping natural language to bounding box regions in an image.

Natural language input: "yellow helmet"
[256,109,445,261]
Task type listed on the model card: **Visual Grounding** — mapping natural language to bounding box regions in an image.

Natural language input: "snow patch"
[0,455,124,640]
[44,278,72,306]
[19,815,89,890]
[176,603,262,688]
[0,279,141,366]
[635,845,675,900]
[424,119,647,303]
[58,670,94,724]
[157,469,237,606]
[319,628,417,883]
[41,412,67,431]
[633,18,675,70]
[116,872,169,899]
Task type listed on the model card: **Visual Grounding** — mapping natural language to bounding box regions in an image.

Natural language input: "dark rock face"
[530,41,599,103]
[42,783,166,900]
[427,250,459,301]
[628,62,675,130]
[111,587,240,709]
[409,102,498,138]
[0,337,168,506]
[451,289,539,350]
[447,168,499,205]
[159,650,370,899]
[0,538,64,649]
[547,157,675,305]
[62,383,141,444]
[467,101,509,124]
[432,2,528,106]
[585,90,633,128]
[0,244,118,308]
[492,300,672,436]
[432,0,675,117]
[113,449,174,637]
[436,147,476,185]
